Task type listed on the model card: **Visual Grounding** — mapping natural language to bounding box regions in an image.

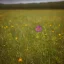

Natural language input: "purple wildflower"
[35,25,42,32]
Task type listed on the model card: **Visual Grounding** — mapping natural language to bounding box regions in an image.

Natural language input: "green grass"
[0,10,64,64]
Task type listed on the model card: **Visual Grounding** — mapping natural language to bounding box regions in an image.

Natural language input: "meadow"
[0,10,64,64]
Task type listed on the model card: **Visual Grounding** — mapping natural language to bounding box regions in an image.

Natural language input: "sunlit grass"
[0,10,64,64]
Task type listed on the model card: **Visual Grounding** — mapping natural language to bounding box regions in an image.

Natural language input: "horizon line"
[0,1,64,4]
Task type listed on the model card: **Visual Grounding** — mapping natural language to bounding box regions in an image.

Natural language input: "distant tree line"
[0,1,64,9]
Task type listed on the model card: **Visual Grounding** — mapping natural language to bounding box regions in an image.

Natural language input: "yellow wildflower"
[4,26,8,29]
[15,37,18,40]
[18,58,23,62]
[50,24,52,26]
[6,26,8,28]
[58,34,61,36]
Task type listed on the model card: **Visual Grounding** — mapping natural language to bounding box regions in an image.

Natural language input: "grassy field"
[0,10,64,64]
